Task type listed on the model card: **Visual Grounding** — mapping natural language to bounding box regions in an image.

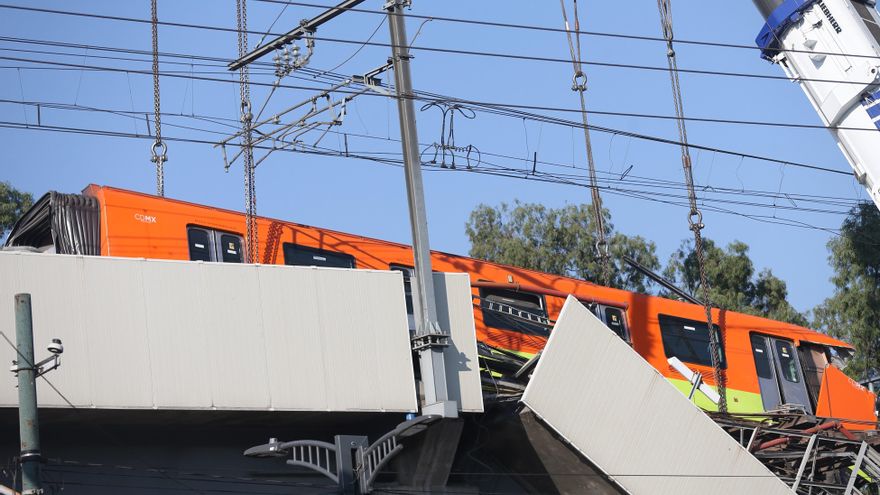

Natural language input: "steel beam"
[228,0,369,71]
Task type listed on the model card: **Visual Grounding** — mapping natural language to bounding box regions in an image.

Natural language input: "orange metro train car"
[4,185,877,426]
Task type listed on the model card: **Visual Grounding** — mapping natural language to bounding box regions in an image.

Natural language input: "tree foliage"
[664,238,807,326]
[465,201,660,293]
[813,202,880,377]
[0,181,34,235]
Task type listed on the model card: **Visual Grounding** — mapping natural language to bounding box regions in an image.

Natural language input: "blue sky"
[0,0,869,313]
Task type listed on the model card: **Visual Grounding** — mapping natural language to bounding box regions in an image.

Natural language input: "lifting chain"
[236,0,258,263]
[559,0,611,287]
[656,0,727,413]
[150,0,166,197]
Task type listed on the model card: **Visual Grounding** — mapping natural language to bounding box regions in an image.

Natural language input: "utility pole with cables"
[386,0,456,419]
[9,294,64,495]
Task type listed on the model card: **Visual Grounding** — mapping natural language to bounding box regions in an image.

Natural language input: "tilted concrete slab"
[522,296,794,495]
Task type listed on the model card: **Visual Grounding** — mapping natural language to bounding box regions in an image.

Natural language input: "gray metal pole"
[386,0,456,418]
[14,293,41,495]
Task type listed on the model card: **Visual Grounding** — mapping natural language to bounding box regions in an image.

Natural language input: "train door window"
[602,306,630,342]
[283,243,356,268]
[768,337,813,414]
[187,226,245,263]
[479,287,549,336]
[219,234,243,263]
[389,264,415,331]
[187,227,213,261]
[775,340,801,383]
[750,334,784,412]
[389,265,414,315]
[798,343,829,408]
[658,314,726,368]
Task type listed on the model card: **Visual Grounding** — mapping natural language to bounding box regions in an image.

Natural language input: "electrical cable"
[2,4,880,88]
[249,0,880,62]
[5,41,880,133]
[0,97,861,211]
[0,53,856,177]
[0,119,859,238]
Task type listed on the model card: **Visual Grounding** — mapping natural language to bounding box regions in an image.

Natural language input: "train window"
[479,287,549,336]
[187,226,245,263]
[187,227,213,262]
[283,243,356,269]
[775,340,801,383]
[389,264,414,315]
[603,307,629,341]
[219,234,243,263]
[658,314,726,369]
[750,334,774,380]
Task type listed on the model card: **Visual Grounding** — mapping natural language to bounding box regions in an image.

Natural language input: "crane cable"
[236,0,259,263]
[150,0,166,196]
[559,0,611,286]
[656,0,727,413]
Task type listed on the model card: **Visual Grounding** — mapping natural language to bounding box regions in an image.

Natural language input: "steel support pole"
[386,0,456,418]
[14,294,41,495]
[791,434,817,492]
[844,441,868,495]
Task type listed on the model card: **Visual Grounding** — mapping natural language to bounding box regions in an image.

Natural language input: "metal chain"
[559,0,611,287]
[236,0,258,263]
[150,0,166,197]
[656,0,727,413]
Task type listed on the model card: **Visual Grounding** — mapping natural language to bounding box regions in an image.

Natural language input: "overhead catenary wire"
[249,0,880,62]
[0,53,856,177]
[4,4,880,88]
[0,97,862,212]
[7,0,880,66]
[5,40,880,133]
[0,118,859,239]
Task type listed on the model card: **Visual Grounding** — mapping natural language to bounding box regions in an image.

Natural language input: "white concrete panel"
[80,256,153,408]
[434,273,483,413]
[313,268,416,411]
[522,296,793,495]
[141,261,212,408]
[0,253,419,413]
[0,253,92,407]
[257,265,328,410]
[198,263,271,409]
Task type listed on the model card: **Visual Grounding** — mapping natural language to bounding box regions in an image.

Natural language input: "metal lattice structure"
[713,413,880,494]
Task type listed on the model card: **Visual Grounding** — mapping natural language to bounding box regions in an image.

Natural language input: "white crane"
[752,0,880,210]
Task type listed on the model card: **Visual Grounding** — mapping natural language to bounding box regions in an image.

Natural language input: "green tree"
[0,181,34,237]
[813,202,880,378]
[664,238,807,326]
[465,201,660,292]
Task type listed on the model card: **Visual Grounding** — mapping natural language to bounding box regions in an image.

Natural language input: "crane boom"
[752,0,880,210]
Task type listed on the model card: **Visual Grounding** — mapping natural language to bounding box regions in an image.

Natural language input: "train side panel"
[88,185,867,417]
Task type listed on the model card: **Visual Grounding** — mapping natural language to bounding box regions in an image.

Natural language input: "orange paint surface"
[816,365,878,430]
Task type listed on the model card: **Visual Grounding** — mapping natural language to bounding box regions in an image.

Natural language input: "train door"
[750,334,783,412]
[750,334,814,414]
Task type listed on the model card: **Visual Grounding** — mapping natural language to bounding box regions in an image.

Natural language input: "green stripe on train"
[668,378,765,414]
